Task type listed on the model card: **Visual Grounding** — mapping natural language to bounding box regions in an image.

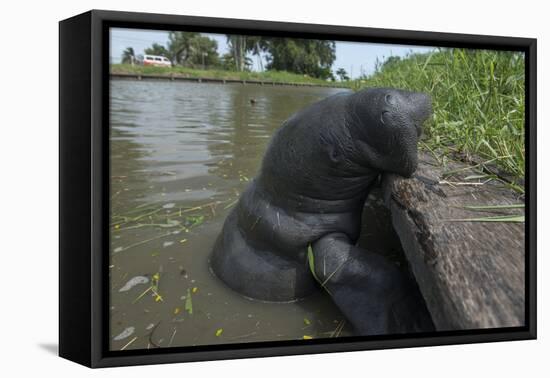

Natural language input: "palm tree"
[226,35,247,71]
[336,68,350,81]
[121,47,135,65]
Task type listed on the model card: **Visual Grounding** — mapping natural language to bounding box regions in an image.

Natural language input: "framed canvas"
[59,9,537,368]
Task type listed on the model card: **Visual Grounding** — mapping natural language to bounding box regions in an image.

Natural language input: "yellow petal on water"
[304,318,311,325]
[303,335,313,340]
[174,307,180,315]
[215,328,223,337]
[192,287,198,293]
[180,239,188,244]
[114,224,120,229]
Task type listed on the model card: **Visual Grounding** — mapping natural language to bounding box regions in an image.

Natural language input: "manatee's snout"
[349,88,433,178]
[408,92,432,137]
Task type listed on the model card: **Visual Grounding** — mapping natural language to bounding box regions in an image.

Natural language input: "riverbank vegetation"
[121,32,337,80]
[358,49,525,187]
[111,64,353,88]
[110,63,347,87]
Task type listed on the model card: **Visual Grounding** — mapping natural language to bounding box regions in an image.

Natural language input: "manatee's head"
[347,88,432,177]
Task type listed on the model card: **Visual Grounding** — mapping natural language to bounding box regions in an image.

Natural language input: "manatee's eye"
[380,111,390,125]
[384,94,395,106]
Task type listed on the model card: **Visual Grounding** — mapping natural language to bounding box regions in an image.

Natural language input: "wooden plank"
[382,153,525,330]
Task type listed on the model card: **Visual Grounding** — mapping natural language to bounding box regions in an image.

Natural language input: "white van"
[143,55,171,67]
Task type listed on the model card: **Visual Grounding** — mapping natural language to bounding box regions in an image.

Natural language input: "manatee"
[311,232,435,334]
[209,87,433,332]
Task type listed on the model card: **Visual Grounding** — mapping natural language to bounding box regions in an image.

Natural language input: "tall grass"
[357,49,525,181]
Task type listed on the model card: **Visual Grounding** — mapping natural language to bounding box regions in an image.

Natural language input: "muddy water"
[109,80,360,350]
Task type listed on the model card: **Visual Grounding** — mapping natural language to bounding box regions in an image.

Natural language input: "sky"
[110,28,436,79]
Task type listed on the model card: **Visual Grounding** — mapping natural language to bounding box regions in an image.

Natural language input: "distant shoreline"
[110,72,350,89]
[110,64,352,89]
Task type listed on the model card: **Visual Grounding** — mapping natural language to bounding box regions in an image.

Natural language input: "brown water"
[109,80,357,351]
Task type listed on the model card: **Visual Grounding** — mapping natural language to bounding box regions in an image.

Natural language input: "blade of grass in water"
[307,244,340,295]
[185,288,193,315]
[307,244,319,283]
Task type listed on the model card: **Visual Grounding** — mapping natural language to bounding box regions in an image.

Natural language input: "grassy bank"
[111,64,347,87]
[358,49,525,186]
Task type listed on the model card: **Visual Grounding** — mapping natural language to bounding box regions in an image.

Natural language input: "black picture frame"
[59,9,537,368]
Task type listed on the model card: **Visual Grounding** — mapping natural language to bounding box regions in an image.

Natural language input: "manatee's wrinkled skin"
[312,233,435,334]
[210,88,432,312]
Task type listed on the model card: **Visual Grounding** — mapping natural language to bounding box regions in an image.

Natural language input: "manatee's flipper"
[311,233,435,335]
[210,207,317,302]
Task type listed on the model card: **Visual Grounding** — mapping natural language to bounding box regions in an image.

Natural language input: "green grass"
[111,64,347,87]
[356,49,525,182]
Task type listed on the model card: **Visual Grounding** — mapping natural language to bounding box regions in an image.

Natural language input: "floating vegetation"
[307,245,331,295]
[113,232,173,254]
[330,320,346,338]
[132,286,153,304]
[120,336,138,350]
[215,328,223,337]
[151,272,163,302]
[133,271,165,304]
[147,321,162,348]
[184,288,193,315]
[186,215,204,227]
[306,244,318,282]
[111,199,232,232]
[168,328,177,347]
[110,199,234,253]
[223,199,239,210]
[307,244,345,294]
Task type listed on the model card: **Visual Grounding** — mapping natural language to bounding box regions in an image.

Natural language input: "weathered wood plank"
[383,153,525,330]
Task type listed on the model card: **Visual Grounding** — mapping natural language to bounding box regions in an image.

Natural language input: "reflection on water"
[110,80,352,350]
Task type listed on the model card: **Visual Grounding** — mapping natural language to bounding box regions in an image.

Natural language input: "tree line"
[122,32,339,80]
